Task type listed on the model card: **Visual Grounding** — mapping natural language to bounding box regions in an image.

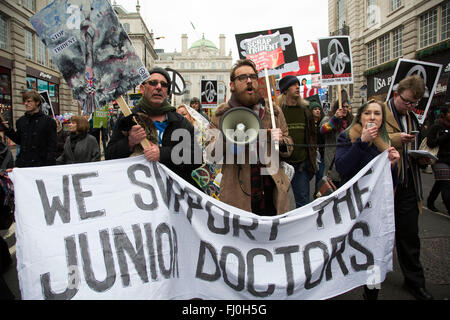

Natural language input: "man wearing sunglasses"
[106,67,201,188]
[384,74,434,300]
[208,59,294,216]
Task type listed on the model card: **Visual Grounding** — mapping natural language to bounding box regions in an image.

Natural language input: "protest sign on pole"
[385,59,442,125]
[30,0,150,148]
[201,80,218,109]
[318,36,353,109]
[10,152,395,300]
[243,31,287,150]
[236,27,299,77]
[38,90,55,118]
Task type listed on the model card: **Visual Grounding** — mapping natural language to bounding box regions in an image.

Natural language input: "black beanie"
[148,67,172,94]
[279,75,300,94]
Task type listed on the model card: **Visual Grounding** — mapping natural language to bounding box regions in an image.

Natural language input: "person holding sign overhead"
[105,67,201,189]
[383,74,434,300]
[208,59,294,215]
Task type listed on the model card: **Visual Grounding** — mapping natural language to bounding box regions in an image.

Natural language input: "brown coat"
[383,101,423,212]
[210,100,294,215]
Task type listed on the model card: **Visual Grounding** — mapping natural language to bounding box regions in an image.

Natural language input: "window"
[420,8,438,48]
[337,0,346,29]
[379,33,390,64]
[123,23,130,33]
[391,0,402,11]
[180,62,185,69]
[0,14,8,50]
[367,40,377,68]
[212,62,216,69]
[25,30,34,60]
[392,27,403,58]
[37,38,47,66]
[191,62,195,69]
[367,0,377,27]
[442,1,450,40]
[24,0,35,11]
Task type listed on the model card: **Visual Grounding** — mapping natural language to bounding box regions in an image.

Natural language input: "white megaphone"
[219,107,261,146]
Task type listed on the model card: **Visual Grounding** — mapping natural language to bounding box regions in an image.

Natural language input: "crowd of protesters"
[0,61,448,300]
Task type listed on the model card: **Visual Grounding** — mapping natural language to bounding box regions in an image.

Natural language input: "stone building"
[154,33,233,109]
[0,0,79,131]
[328,0,449,109]
[0,0,159,133]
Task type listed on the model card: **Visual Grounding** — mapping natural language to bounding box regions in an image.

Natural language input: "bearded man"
[209,59,294,215]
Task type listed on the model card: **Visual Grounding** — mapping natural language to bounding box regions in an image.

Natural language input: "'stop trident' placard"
[30,0,150,114]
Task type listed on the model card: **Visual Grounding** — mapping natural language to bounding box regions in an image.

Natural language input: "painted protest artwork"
[30,0,150,114]
[385,59,442,124]
[317,36,353,86]
[236,27,299,77]
[244,32,285,71]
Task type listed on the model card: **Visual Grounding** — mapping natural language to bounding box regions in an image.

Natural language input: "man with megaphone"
[207,59,294,216]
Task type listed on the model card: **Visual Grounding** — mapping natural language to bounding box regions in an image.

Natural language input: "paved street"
[1,167,449,300]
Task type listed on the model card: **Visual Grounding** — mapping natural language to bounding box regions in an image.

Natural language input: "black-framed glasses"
[144,80,169,88]
[234,74,258,82]
[399,94,419,107]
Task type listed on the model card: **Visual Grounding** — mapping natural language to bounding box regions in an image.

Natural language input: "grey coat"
[56,133,100,165]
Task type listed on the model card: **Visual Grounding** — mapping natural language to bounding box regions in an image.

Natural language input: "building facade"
[0,0,79,132]
[0,0,158,134]
[328,0,449,110]
[154,34,233,109]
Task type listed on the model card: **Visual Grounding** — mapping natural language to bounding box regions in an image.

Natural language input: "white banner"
[10,152,395,300]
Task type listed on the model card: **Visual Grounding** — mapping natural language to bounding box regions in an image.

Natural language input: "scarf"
[136,97,175,116]
[69,132,87,153]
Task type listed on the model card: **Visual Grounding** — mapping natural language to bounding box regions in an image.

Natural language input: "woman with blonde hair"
[335,99,400,300]
[57,115,100,164]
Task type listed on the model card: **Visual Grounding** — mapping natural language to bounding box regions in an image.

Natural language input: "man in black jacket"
[106,67,201,187]
[1,91,57,168]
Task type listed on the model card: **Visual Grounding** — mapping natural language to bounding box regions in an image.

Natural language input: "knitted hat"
[279,75,300,94]
[309,100,322,110]
[147,67,172,94]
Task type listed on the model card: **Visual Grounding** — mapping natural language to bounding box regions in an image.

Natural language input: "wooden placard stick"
[337,84,342,110]
[115,95,151,149]
[269,75,279,107]
[264,68,279,151]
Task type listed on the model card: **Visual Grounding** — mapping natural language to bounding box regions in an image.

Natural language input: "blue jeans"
[291,159,314,208]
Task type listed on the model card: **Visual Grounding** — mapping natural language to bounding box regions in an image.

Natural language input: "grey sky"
[113,0,329,62]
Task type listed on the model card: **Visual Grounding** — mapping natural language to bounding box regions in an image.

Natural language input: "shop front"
[26,66,60,115]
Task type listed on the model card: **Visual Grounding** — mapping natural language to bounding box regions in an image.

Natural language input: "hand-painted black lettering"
[269,218,280,241]
[247,248,275,297]
[72,172,105,220]
[155,223,174,279]
[143,223,158,281]
[349,222,374,271]
[206,201,230,235]
[232,215,258,240]
[313,197,335,229]
[40,235,79,300]
[185,189,203,224]
[353,181,370,213]
[36,176,71,225]
[172,227,179,278]
[275,245,300,295]
[113,225,148,287]
[325,234,349,281]
[220,246,245,291]
[195,240,220,281]
[332,189,356,224]
[303,241,329,290]
[79,230,116,292]
[128,164,158,211]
